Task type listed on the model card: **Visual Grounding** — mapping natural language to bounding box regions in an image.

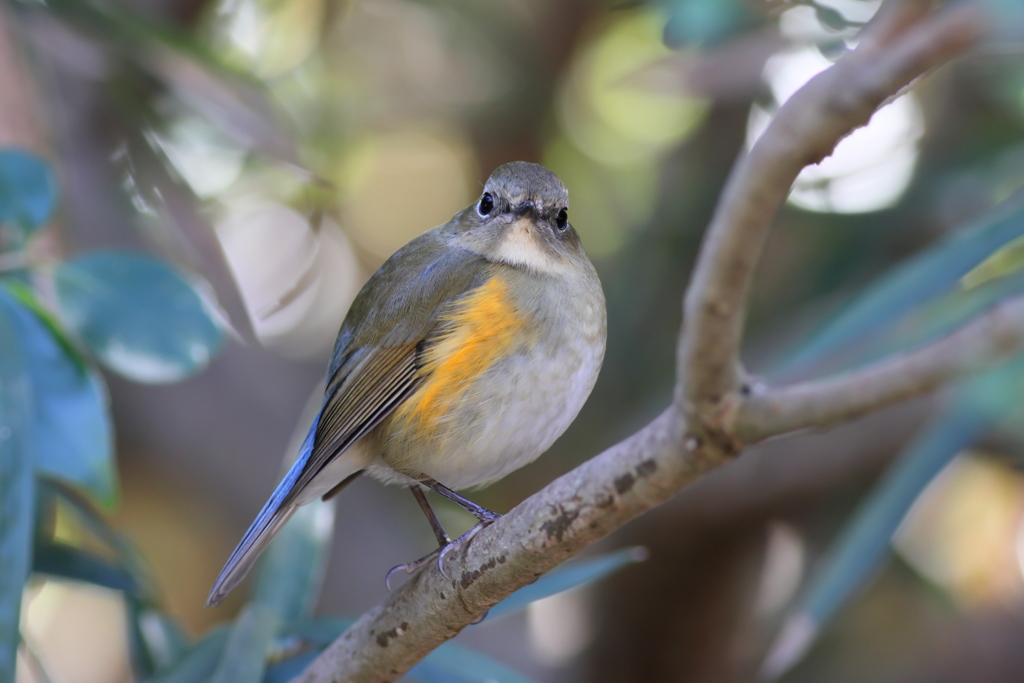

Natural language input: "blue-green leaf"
[147,626,230,683]
[213,390,336,683]
[0,287,116,507]
[776,200,1024,378]
[209,604,280,683]
[0,292,35,683]
[128,601,189,679]
[664,0,756,48]
[0,149,58,233]
[44,481,158,601]
[487,546,647,621]
[3,281,88,371]
[37,481,182,678]
[413,642,538,683]
[760,355,1024,680]
[277,617,354,646]
[267,619,537,683]
[32,541,135,592]
[252,501,335,622]
[54,250,225,383]
[266,548,644,683]
[262,651,318,683]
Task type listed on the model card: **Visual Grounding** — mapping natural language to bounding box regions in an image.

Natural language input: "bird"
[207,161,607,606]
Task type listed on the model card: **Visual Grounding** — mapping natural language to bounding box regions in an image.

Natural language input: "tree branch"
[737,295,1024,442]
[676,0,983,439]
[293,2,988,681]
[294,408,697,683]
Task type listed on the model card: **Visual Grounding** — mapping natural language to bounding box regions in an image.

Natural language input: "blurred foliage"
[0,137,645,682]
[0,142,224,683]
[4,0,1024,681]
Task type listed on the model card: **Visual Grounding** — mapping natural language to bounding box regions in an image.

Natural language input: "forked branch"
[294,3,990,681]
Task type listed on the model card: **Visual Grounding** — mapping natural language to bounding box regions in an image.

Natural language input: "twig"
[737,295,1024,442]
[675,0,983,445]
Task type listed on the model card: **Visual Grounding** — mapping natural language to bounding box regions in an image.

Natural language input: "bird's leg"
[386,486,452,590]
[412,485,451,547]
[385,477,503,588]
[417,477,501,523]
[418,477,501,578]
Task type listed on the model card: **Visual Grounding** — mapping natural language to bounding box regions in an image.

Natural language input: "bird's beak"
[513,201,540,220]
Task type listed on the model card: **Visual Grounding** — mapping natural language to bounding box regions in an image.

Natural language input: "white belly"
[367,328,604,491]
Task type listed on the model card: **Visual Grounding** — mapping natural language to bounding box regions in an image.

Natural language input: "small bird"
[207,161,606,606]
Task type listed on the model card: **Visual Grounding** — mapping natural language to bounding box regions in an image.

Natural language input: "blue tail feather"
[206,412,321,606]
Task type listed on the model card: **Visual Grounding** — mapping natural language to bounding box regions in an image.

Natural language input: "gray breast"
[415,266,606,490]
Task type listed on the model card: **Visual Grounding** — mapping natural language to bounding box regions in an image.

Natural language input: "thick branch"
[676,0,983,434]
[294,3,986,682]
[294,409,722,683]
[737,295,1024,442]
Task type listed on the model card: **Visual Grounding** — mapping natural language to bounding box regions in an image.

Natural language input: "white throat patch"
[494,218,571,275]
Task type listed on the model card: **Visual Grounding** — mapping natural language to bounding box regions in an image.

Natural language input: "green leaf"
[209,604,281,683]
[855,266,1024,376]
[252,501,335,622]
[43,481,158,602]
[663,0,756,48]
[128,601,189,679]
[0,292,35,683]
[487,546,647,621]
[147,626,230,683]
[212,391,336,683]
[37,481,181,678]
[760,355,1024,680]
[2,281,89,371]
[277,617,354,646]
[54,250,225,384]
[32,541,136,592]
[815,6,849,32]
[776,200,1024,378]
[262,651,318,683]
[0,287,116,506]
[267,548,645,683]
[266,619,537,683]
[0,149,58,234]
[413,643,538,683]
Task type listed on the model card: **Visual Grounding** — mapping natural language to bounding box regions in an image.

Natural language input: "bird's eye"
[555,208,568,230]
[478,193,494,216]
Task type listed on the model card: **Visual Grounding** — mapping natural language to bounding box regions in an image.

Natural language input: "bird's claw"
[387,515,501,588]
[436,518,497,579]
[385,550,440,591]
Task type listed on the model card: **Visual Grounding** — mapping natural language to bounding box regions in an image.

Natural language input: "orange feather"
[395,274,527,431]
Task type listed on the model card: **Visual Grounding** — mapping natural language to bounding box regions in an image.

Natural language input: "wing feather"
[280,346,421,507]
[209,230,495,605]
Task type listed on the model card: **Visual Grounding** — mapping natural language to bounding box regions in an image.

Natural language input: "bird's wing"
[279,344,421,507]
[208,235,490,606]
[282,235,493,506]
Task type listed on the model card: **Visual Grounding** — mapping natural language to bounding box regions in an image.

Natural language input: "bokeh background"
[7,0,1024,681]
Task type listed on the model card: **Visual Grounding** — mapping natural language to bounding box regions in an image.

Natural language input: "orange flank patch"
[396,274,527,431]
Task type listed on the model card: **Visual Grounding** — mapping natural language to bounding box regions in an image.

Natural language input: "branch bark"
[294,2,990,681]
[676,0,983,442]
[737,294,1024,442]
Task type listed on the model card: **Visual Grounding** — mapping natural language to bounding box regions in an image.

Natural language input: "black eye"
[478,193,494,216]
[555,208,568,230]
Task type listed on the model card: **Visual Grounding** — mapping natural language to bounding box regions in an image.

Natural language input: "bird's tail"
[206,412,321,607]
[206,500,297,606]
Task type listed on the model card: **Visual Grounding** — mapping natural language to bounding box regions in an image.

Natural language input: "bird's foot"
[385,509,502,590]
[437,515,500,579]
[385,549,441,591]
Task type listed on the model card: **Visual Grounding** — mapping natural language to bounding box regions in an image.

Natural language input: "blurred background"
[6,0,1024,681]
